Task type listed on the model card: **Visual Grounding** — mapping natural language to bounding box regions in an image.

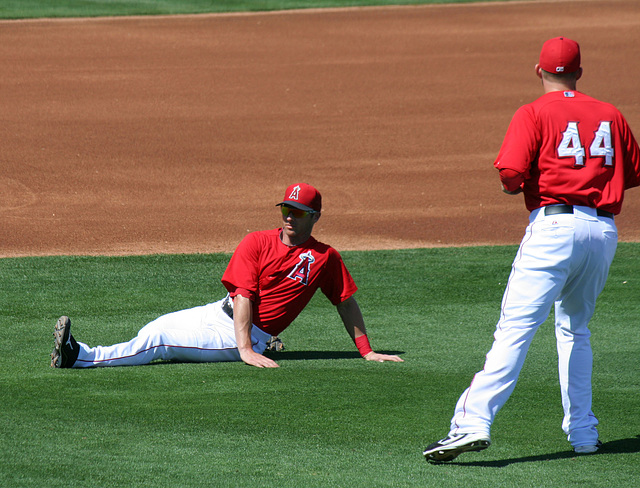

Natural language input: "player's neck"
[542,79,577,94]
[280,229,312,247]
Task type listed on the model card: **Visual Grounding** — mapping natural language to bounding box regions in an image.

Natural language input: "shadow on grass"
[429,435,640,467]
[264,350,405,361]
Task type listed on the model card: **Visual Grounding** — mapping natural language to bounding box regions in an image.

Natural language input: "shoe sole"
[574,440,602,454]
[50,316,70,368]
[424,439,491,463]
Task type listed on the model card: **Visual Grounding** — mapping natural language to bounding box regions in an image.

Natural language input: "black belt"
[221,295,234,319]
[544,205,614,219]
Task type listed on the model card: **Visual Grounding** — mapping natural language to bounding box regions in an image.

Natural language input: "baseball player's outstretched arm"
[336,297,404,363]
[233,295,279,368]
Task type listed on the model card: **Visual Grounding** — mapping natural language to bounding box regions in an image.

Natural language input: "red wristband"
[355,335,373,357]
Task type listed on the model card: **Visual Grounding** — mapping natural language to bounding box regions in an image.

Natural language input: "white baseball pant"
[448,205,617,448]
[72,298,271,367]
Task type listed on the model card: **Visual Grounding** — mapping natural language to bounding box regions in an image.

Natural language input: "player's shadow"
[436,435,640,467]
[264,350,404,361]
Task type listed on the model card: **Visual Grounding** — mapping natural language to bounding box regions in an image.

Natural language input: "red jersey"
[220,228,358,335]
[494,90,640,213]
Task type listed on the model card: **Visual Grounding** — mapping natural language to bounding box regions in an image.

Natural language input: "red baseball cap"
[276,183,322,212]
[539,37,581,74]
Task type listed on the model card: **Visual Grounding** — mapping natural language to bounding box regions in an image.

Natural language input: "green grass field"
[2,0,639,486]
[2,245,639,487]
[0,0,506,20]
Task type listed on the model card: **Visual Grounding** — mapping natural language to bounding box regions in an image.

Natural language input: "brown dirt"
[1,0,639,257]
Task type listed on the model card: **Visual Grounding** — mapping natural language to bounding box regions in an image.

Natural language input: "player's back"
[521,90,632,212]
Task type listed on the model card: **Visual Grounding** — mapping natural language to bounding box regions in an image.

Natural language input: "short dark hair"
[540,68,579,83]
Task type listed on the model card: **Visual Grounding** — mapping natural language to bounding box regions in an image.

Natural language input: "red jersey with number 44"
[494,90,640,214]
[221,228,358,335]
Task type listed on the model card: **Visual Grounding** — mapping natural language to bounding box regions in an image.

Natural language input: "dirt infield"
[1,0,639,257]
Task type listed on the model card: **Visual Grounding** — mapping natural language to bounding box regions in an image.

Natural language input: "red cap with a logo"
[539,37,581,74]
[276,183,322,212]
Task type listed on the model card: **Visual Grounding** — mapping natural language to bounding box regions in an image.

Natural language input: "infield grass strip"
[1,244,639,487]
[1,0,511,20]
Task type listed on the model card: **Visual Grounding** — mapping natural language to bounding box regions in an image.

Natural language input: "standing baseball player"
[50,183,403,369]
[423,37,640,462]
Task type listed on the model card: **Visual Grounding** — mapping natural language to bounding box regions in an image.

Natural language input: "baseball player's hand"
[239,348,280,368]
[363,351,404,363]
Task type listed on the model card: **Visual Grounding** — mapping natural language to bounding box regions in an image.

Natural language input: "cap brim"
[276,201,316,212]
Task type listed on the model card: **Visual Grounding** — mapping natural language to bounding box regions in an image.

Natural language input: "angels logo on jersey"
[288,251,315,285]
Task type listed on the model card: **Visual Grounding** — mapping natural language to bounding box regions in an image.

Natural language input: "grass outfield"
[2,1,639,486]
[2,245,639,487]
[0,0,507,20]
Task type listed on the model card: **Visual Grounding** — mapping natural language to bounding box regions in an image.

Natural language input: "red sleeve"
[621,116,640,190]
[494,105,539,178]
[221,232,261,302]
[498,168,525,193]
[320,248,358,306]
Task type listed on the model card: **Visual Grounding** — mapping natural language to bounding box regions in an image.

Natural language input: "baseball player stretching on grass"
[51,183,403,369]
[423,37,640,462]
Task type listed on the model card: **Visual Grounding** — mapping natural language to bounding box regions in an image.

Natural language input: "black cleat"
[51,316,79,368]
[265,335,284,352]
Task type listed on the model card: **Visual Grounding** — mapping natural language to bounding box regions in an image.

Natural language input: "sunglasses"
[280,206,316,219]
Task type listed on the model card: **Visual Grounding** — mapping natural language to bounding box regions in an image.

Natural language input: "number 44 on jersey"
[558,121,614,166]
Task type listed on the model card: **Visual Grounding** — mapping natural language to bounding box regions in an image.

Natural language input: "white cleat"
[423,433,491,463]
